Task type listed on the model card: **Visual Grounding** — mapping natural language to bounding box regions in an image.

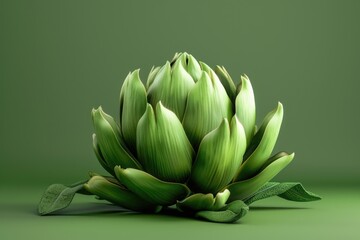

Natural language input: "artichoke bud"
[120,69,147,150]
[92,107,141,171]
[189,116,247,194]
[214,65,237,101]
[235,102,283,181]
[182,70,233,148]
[136,102,194,183]
[147,61,195,119]
[235,74,256,146]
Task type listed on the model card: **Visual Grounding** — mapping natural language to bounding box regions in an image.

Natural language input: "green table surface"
[1,185,359,240]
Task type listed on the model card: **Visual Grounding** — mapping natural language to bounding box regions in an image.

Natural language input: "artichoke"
[38,52,321,223]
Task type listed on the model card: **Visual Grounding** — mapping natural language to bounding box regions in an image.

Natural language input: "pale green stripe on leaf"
[235,74,256,145]
[92,107,141,171]
[84,175,161,212]
[227,152,294,201]
[136,103,194,182]
[235,102,283,181]
[114,166,190,206]
[120,69,147,150]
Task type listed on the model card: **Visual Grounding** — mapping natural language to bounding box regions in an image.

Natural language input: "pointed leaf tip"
[186,54,202,82]
[243,182,322,205]
[146,66,161,89]
[214,65,236,101]
[92,107,141,172]
[120,69,147,150]
[235,74,256,146]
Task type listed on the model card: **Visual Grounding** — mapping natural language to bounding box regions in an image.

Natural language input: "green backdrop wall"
[1,0,359,186]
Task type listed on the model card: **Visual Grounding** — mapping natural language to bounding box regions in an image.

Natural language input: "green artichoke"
[38,52,321,223]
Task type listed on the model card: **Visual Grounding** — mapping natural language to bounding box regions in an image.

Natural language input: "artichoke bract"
[38,52,321,223]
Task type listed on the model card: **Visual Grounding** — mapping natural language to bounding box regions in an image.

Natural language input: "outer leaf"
[182,69,233,148]
[214,65,236,101]
[88,172,123,186]
[227,152,294,202]
[38,181,88,215]
[119,72,130,123]
[120,69,147,150]
[243,182,322,205]
[189,116,246,194]
[235,74,256,145]
[147,60,195,119]
[176,189,230,212]
[136,103,194,182]
[92,134,113,174]
[235,102,283,181]
[92,107,141,173]
[84,175,161,212]
[114,166,190,206]
[176,193,215,212]
[278,183,322,201]
[195,200,249,223]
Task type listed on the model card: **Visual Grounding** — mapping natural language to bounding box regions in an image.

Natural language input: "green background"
[0,0,359,239]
